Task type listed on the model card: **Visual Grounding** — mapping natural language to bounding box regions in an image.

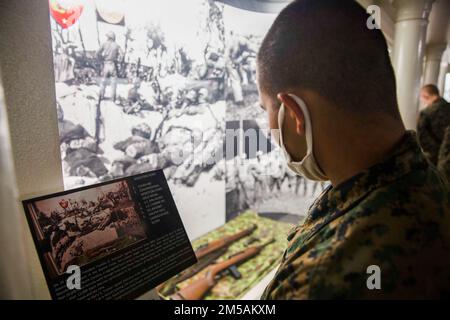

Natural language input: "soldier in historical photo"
[97,31,123,103]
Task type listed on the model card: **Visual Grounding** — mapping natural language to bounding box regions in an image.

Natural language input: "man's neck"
[320,121,406,187]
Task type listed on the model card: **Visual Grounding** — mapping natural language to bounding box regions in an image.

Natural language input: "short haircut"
[422,84,440,96]
[258,0,401,119]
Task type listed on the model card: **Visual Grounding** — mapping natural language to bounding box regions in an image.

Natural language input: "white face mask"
[273,94,328,181]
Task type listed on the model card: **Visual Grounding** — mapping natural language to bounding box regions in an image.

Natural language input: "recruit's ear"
[277,93,305,135]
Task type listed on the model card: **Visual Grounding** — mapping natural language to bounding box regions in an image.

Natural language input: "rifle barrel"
[170,240,273,300]
[195,224,257,259]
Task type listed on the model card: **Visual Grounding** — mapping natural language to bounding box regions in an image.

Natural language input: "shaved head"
[257,0,401,120]
[422,84,440,97]
[420,84,441,107]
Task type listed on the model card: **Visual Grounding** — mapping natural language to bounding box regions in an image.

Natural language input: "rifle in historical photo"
[170,239,275,300]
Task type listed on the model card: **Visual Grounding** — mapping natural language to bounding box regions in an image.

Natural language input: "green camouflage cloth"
[262,131,450,299]
[437,126,450,183]
[417,97,450,165]
[160,211,292,299]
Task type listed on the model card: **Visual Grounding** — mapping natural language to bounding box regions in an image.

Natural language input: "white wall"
[0,71,34,299]
[0,0,65,299]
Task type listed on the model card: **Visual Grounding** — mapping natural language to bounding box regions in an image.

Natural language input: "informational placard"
[23,170,196,300]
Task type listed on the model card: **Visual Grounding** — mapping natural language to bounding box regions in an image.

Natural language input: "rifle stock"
[170,270,215,300]
[157,225,257,297]
[170,239,274,300]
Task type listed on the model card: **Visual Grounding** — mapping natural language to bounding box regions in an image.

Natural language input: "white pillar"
[392,0,434,129]
[438,49,449,94]
[423,44,446,86]
[438,65,450,99]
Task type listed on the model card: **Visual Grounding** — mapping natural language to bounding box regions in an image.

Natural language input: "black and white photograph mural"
[221,3,326,221]
[49,0,324,239]
[50,0,226,239]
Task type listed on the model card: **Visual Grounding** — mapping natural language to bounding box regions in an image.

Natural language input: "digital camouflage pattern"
[437,126,450,183]
[262,131,450,299]
[417,97,450,165]
[159,211,292,299]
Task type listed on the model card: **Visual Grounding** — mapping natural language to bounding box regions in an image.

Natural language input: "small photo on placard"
[23,170,197,300]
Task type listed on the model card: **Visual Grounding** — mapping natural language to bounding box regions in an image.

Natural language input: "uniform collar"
[428,97,448,108]
[287,131,428,242]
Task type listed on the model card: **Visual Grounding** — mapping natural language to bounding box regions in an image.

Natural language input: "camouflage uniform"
[417,97,450,165]
[437,126,450,183]
[262,131,450,299]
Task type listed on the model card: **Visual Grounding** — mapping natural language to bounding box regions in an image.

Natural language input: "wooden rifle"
[170,239,275,300]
